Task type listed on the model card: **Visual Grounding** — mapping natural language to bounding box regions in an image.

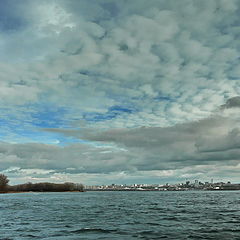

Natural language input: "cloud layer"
[2,102,240,184]
[0,0,240,184]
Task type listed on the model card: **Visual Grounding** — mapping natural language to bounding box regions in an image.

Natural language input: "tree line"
[0,174,84,193]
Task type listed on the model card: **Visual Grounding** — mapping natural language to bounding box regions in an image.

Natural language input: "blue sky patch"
[30,106,68,128]
[83,105,135,122]
[0,0,27,32]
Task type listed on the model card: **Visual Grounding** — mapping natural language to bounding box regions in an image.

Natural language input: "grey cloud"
[2,109,238,177]
[0,141,134,174]
[44,99,240,174]
[2,101,240,183]
[196,128,240,152]
[221,96,240,109]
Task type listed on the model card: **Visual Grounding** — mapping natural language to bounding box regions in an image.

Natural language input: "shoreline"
[86,189,240,192]
[1,189,240,194]
[0,190,85,194]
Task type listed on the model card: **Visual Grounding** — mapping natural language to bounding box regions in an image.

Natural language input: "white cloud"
[0,0,240,183]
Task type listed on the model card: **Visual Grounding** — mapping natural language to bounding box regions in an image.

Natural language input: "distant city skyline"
[85,179,240,191]
[0,0,240,185]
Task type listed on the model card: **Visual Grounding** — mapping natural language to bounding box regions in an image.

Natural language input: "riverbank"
[0,190,85,194]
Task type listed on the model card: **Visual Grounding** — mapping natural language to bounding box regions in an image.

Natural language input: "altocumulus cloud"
[0,0,240,184]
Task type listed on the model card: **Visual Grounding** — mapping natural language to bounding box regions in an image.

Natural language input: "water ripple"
[0,191,239,239]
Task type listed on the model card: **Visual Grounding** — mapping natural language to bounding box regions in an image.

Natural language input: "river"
[0,191,239,239]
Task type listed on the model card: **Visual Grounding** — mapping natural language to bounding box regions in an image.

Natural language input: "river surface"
[0,191,240,239]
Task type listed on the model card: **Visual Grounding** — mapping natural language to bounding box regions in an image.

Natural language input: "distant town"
[85,180,240,191]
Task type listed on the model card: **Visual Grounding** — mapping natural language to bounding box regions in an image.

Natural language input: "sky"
[1,0,240,185]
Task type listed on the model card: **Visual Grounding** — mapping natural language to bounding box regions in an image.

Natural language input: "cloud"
[0,0,240,183]
[1,98,240,184]
[0,141,133,174]
[221,96,240,109]
[1,99,239,184]
[1,0,239,115]
[42,98,240,182]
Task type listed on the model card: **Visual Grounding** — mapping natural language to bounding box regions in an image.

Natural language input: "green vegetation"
[0,174,84,193]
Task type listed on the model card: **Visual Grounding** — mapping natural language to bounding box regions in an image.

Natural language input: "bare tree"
[76,183,85,192]
[0,174,9,191]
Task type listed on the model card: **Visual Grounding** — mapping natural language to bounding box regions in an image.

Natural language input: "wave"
[70,228,117,234]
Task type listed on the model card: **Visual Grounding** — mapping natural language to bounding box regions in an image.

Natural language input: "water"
[0,191,240,239]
